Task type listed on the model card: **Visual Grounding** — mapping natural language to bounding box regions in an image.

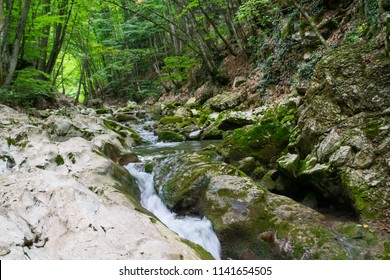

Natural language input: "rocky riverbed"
[0,45,389,260]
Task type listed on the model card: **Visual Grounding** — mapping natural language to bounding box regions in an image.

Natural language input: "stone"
[188,130,202,140]
[185,97,196,106]
[317,128,342,162]
[157,131,186,142]
[214,110,256,131]
[205,91,246,112]
[174,107,193,118]
[154,153,387,259]
[237,157,257,175]
[296,45,390,222]
[277,153,300,176]
[232,76,246,89]
[329,146,353,167]
[0,105,203,260]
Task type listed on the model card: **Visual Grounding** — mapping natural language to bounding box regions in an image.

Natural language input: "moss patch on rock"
[157,131,186,142]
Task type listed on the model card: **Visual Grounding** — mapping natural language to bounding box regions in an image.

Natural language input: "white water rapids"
[126,162,221,259]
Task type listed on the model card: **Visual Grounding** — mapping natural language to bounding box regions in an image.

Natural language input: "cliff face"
[296,44,390,223]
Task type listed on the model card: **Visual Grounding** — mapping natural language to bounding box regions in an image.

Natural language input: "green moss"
[144,162,154,173]
[157,131,186,142]
[182,239,215,260]
[252,166,266,179]
[219,118,291,163]
[340,172,377,220]
[382,242,390,260]
[55,155,65,166]
[6,137,17,147]
[67,153,76,164]
[158,115,183,125]
[203,129,224,140]
[362,119,381,140]
[199,150,219,160]
[112,163,140,200]
[198,108,213,125]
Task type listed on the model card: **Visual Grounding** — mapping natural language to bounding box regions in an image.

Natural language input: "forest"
[0,0,389,260]
[0,0,386,106]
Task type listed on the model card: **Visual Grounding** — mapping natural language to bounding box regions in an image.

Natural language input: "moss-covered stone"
[218,118,291,164]
[157,131,186,142]
[158,115,184,125]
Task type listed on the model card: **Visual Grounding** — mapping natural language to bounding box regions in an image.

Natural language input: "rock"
[217,119,291,164]
[194,82,219,105]
[0,105,203,260]
[237,157,257,175]
[213,110,256,131]
[118,152,139,166]
[115,113,137,122]
[185,97,197,106]
[260,170,288,193]
[190,109,200,117]
[174,107,193,118]
[203,129,224,140]
[205,91,246,112]
[157,131,186,142]
[154,153,388,259]
[277,153,300,176]
[188,130,202,140]
[296,45,390,222]
[329,146,353,167]
[232,76,246,89]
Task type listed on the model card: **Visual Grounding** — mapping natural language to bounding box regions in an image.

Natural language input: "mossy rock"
[158,115,184,125]
[218,118,291,164]
[154,153,244,216]
[203,128,224,140]
[157,131,186,142]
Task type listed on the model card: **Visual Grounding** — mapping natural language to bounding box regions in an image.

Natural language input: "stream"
[125,119,222,260]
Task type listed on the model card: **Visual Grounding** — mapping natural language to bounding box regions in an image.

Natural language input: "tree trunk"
[0,0,4,85]
[3,0,31,86]
[198,5,237,56]
[45,0,74,74]
[75,58,86,105]
[292,1,329,49]
[38,0,52,71]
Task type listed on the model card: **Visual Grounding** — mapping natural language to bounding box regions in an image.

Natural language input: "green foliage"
[0,68,55,107]
[236,0,279,32]
[162,55,200,85]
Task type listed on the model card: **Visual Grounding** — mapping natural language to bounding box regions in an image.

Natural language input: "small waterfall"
[126,162,221,260]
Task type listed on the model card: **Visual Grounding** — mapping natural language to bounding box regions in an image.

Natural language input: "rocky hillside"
[1,0,389,260]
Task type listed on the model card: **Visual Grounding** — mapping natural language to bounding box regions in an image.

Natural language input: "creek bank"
[0,104,207,260]
[150,44,389,259]
[153,152,386,260]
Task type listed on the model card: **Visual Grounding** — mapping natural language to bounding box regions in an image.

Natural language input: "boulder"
[205,91,246,112]
[0,105,204,260]
[295,44,390,223]
[154,153,388,259]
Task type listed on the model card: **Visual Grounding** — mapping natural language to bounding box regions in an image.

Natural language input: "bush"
[0,68,56,107]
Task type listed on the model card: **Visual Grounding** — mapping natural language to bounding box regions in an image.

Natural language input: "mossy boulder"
[157,131,186,142]
[212,110,256,131]
[217,118,291,165]
[154,153,244,216]
[204,91,246,112]
[294,44,390,225]
[154,153,387,259]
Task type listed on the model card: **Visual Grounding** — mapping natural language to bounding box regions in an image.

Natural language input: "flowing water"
[126,120,222,259]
